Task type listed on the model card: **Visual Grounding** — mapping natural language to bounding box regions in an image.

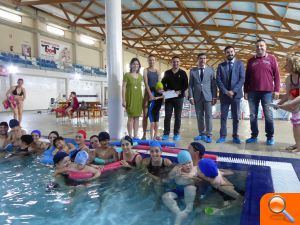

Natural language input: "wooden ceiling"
[11,0,300,71]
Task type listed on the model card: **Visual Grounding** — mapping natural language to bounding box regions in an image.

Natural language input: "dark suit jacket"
[216,59,245,99]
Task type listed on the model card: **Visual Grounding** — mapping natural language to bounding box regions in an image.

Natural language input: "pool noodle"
[110,140,176,147]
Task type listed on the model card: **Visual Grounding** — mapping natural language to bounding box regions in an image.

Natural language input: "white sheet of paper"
[267,103,279,109]
[163,90,178,99]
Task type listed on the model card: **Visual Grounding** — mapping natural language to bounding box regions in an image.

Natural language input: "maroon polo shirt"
[244,53,280,93]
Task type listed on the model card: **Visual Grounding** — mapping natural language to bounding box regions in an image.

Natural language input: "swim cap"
[77,130,87,139]
[122,135,133,146]
[53,151,69,165]
[177,150,192,164]
[9,119,19,128]
[155,82,164,90]
[98,131,110,141]
[74,150,89,165]
[150,140,162,150]
[21,135,34,145]
[31,130,41,137]
[190,142,205,157]
[198,158,218,178]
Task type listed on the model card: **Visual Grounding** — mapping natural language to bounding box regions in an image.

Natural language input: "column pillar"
[65,78,70,99]
[105,0,123,139]
[71,28,77,65]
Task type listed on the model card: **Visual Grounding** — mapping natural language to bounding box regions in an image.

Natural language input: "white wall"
[0,66,107,111]
[11,74,65,110]
[69,79,102,102]
[0,24,35,55]
[76,45,100,67]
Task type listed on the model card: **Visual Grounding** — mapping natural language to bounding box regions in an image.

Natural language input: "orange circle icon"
[269,195,285,213]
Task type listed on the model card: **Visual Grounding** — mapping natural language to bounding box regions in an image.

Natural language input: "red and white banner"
[39,37,72,65]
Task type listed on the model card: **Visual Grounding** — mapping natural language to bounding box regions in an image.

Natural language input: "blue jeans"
[248,91,274,139]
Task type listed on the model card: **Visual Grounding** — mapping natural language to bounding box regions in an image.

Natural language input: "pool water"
[0,156,247,225]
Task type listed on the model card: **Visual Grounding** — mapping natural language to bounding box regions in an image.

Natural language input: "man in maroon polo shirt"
[244,39,280,145]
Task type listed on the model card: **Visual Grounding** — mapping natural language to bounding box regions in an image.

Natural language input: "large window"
[0,9,22,23]
[80,34,96,45]
[46,25,64,36]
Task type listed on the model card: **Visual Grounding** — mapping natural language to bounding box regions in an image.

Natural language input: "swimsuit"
[147,158,165,176]
[289,75,300,126]
[120,153,140,167]
[12,87,24,96]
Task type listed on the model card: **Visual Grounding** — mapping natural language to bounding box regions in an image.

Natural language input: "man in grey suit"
[216,46,245,144]
[189,53,217,143]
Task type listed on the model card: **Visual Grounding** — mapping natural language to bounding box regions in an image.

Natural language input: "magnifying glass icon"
[268,195,295,223]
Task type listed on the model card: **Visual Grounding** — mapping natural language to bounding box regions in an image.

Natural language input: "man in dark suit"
[189,53,217,143]
[216,46,245,144]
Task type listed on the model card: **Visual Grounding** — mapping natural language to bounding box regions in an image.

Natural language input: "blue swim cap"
[53,151,69,165]
[74,150,89,165]
[177,150,192,164]
[9,119,19,128]
[31,130,41,137]
[150,140,162,150]
[198,158,218,178]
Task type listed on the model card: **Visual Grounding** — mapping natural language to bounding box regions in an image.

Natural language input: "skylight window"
[0,9,21,23]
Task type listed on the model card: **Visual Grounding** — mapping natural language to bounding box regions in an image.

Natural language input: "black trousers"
[163,97,184,135]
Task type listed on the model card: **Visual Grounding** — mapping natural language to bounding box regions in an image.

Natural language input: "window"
[46,25,64,36]
[0,9,21,23]
[80,34,96,45]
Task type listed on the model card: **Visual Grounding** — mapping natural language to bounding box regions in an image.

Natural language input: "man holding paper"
[189,53,217,143]
[161,56,188,141]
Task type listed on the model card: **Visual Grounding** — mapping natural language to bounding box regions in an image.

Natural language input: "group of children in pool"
[0,118,243,225]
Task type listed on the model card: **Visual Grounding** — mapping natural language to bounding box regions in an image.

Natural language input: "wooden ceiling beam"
[124,0,153,26]
[255,17,284,48]
[73,0,94,23]
[123,24,299,38]
[19,0,81,6]
[198,0,232,25]
[58,3,71,23]
[125,34,298,44]
[136,42,294,54]
[263,2,293,31]
[97,8,300,26]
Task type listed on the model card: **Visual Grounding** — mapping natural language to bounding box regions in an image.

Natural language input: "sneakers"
[173,134,181,141]
[216,137,226,143]
[162,135,169,140]
[266,138,275,145]
[194,135,205,141]
[205,136,212,143]
[232,137,242,144]
[246,137,258,143]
